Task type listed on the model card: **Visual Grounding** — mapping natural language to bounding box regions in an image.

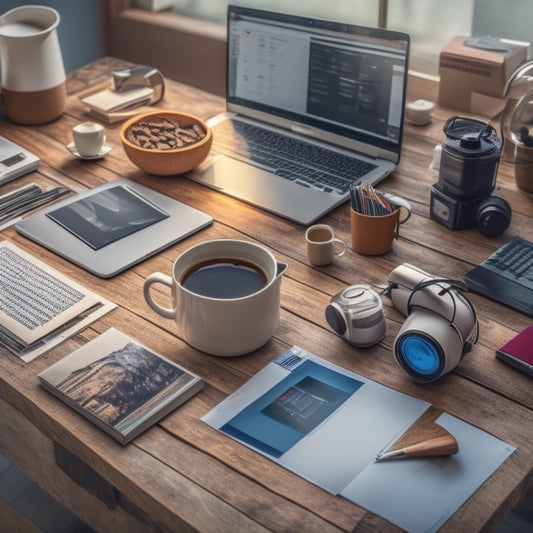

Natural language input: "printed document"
[0,241,116,362]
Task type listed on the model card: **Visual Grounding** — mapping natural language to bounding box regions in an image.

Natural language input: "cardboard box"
[438,36,528,114]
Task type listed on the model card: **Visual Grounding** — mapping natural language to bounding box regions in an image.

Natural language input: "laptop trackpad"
[191,156,344,225]
[201,156,292,196]
[204,156,314,198]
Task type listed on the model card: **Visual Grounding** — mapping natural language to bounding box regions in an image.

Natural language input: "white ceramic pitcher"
[0,5,66,124]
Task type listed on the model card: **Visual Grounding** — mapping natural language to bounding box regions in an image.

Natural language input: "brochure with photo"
[203,346,515,533]
[46,185,169,250]
[39,328,204,445]
[16,178,213,278]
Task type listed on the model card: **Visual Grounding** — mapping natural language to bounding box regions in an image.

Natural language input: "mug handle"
[383,192,412,224]
[143,272,176,319]
[334,238,347,257]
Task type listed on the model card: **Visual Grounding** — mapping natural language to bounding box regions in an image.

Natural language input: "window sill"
[120,8,226,41]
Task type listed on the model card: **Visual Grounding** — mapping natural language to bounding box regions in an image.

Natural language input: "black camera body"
[430,184,511,236]
[430,117,511,238]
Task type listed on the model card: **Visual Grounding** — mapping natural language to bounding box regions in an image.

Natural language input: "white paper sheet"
[341,412,515,532]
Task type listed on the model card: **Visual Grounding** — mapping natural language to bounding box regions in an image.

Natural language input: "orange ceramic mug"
[351,196,411,255]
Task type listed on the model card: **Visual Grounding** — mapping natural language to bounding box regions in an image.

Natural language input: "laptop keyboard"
[211,119,377,194]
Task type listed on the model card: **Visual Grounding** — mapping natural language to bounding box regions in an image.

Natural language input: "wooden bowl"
[119,110,212,175]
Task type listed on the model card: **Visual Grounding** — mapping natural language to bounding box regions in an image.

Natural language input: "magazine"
[39,328,204,445]
[0,241,116,362]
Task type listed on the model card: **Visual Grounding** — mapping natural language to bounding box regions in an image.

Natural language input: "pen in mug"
[350,184,393,216]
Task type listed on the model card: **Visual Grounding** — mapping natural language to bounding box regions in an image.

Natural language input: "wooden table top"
[1,57,533,533]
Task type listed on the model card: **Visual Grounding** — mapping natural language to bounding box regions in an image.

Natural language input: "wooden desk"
[1,57,532,532]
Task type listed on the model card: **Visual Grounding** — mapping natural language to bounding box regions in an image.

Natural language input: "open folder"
[202,346,515,533]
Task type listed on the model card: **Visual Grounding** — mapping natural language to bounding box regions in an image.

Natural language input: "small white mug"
[72,122,105,157]
[305,224,346,266]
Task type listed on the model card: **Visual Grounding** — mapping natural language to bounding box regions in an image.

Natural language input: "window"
[387,0,473,75]
[172,0,378,27]
[170,0,531,78]
[174,0,380,26]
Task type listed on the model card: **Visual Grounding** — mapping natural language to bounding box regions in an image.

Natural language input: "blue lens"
[398,334,441,376]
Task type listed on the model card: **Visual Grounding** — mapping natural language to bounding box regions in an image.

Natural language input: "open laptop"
[187,5,410,225]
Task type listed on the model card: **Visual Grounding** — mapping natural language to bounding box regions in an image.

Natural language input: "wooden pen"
[375,434,459,462]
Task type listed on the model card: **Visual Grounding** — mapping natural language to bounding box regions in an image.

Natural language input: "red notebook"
[496,326,533,377]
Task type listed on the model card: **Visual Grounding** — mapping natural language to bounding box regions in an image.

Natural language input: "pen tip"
[374,449,404,461]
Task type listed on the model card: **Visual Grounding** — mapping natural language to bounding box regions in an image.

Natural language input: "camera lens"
[395,333,444,381]
[393,310,468,382]
[325,304,347,335]
[476,196,511,238]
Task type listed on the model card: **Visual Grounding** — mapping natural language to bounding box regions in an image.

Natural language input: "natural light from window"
[171,0,474,76]
[171,0,531,78]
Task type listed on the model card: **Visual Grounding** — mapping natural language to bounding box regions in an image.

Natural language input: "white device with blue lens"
[387,263,478,383]
[325,285,386,348]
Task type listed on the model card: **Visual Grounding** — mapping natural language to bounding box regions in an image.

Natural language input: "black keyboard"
[211,119,377,194]
[465,237,533,317]
[484,237,533,285]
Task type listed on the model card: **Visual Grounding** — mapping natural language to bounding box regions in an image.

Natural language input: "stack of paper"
[81,87,154,114]
[0,241,116,362]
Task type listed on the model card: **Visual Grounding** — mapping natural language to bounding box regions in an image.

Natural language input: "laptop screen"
[226,6,410,162]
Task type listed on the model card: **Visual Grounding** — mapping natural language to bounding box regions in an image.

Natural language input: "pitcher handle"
[143,272,176,319]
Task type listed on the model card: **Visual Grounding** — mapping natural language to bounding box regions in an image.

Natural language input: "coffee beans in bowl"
[120,110,212,175]
[125,116,205,150]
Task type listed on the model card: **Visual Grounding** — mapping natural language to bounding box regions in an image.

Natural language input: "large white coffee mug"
[143,239,287,356]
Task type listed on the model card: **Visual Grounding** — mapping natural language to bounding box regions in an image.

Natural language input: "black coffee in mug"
[181,258,267,299]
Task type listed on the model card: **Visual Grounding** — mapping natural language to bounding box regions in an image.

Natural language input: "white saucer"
[66,142,112,160]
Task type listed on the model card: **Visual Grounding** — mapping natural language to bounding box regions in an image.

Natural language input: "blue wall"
[1,1,103,72]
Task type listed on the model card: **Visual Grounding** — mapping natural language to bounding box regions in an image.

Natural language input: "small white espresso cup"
[72,122,106,157]
[305,224,346,266]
